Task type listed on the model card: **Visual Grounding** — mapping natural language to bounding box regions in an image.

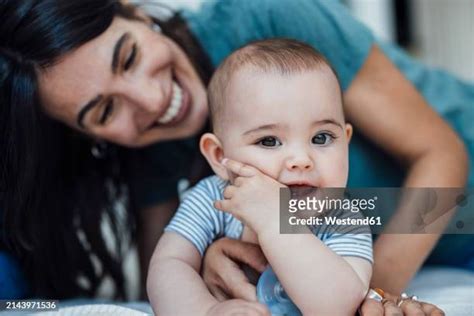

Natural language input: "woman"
[0,0,470,314]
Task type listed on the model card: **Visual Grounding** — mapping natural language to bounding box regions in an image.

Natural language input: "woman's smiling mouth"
[148,79,191,129]
[158,81,184,124]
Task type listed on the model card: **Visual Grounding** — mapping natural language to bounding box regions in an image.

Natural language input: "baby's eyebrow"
[312,119,344,129]
[243,124,280,136]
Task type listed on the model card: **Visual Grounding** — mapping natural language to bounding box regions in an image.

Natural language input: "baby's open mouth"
[288,185,318,199]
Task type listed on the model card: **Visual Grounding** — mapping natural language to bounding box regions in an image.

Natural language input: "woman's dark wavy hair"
[0,0,212,299]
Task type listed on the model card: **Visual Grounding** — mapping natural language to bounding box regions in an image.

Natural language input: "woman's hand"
[206,299,270,316]
[202,237,268,302]
[214,158,285,234]
[359,291,445,315]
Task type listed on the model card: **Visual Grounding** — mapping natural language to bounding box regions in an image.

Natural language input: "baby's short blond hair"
[207,38,341,132]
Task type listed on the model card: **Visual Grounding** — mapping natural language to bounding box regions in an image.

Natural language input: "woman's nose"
[132,79,166,114]
[114,78,165,132]
[285,151,314,171]
[121,78,167,129]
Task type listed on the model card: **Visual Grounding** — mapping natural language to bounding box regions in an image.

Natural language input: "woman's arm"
[344,44,469,293]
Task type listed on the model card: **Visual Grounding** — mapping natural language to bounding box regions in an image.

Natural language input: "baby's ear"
[200,133,229,180]
[345,123,353,143]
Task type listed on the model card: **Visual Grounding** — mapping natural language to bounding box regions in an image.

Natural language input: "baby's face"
[218,66,352,188]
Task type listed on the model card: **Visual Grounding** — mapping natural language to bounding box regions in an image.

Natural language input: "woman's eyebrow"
[77,95,103,128]
[111,32,130,73]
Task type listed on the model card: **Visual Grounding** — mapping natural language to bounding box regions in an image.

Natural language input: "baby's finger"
[223,185,236,199]
[214,200,232,213]
[222,158,257,177]
[233,176,245,187]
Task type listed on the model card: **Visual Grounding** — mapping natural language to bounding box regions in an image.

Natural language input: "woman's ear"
[345,123,353,143]
[200,133,229,180]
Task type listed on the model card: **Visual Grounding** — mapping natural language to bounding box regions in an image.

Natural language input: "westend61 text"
[289,216,382,226]
[288,196,377,213]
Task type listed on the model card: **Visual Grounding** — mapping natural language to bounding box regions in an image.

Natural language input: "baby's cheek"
[256,164,281,180]
[321,157,349,187]
[249,160,280,179]
[235,152,280,179]
[222,142,283,180]
[336,161,350,186]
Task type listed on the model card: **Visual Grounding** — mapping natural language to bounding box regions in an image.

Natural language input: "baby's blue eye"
[258,136,282,147]
[312,133,333,145]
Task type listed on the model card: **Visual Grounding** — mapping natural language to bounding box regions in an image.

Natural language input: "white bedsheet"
[406,267,474,315]
[2,267,473,315]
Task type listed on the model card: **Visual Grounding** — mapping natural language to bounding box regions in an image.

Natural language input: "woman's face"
[38,17,208,147]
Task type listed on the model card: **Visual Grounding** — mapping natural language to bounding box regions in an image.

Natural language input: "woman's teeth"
[158,81,183,124]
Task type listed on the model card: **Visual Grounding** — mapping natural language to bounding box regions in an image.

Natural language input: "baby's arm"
[147,175,270,316]
[146,177,223,315]
[258,229,371,315]
[147,231,217,315]
[147,232,269,316]
[215,160,371,314]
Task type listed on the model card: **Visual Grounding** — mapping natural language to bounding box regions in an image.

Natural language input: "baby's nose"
[286,153,314,171]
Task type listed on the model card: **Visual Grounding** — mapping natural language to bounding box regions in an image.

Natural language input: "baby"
[148,39,373,316]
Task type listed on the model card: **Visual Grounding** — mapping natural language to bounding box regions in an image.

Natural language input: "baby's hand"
[214,159,286,234]
[206,299,270,316]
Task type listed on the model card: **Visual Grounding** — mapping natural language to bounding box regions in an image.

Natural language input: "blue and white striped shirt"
[165,176,373,263]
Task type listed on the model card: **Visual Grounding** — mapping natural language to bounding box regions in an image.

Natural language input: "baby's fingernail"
[221,158,228,165]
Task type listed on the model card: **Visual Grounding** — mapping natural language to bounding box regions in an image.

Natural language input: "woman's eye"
[123,43,137,71]
[99,100,114,125]
[257,137,282,147]
[312,133,334,145]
